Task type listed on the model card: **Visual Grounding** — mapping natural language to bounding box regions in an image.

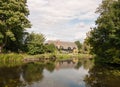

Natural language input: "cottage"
[46,40,78,53]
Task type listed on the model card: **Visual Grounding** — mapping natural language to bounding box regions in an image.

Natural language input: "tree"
[82,39,91,54]
[0,0,31,52]
[87,0,120,64]
[75,41,82,53]
[25,32,45,55]
[45,44,57,53]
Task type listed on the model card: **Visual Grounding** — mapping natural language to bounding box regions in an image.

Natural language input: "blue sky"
[27,0,102,42]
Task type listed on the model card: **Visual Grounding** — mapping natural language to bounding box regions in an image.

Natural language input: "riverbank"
[0,53,93,63]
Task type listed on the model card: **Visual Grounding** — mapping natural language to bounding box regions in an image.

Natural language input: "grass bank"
[0,53,93,67]
[0,53,24,62]
[0,53,93,62]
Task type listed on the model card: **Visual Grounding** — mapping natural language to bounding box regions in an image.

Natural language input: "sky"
[27,0,102,42]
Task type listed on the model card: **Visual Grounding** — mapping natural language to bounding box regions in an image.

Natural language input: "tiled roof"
[47,40,77,49]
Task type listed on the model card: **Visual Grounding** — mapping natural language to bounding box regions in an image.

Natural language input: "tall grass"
[77,54,93,59]
[0,53,93,66]
[0,53,24,62]
[0,53,26,67]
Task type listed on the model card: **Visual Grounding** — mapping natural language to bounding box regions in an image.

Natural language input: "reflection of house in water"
[46,40,78,53]
[55,60,78,70]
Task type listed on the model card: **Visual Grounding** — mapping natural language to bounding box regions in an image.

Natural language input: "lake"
[0,58,120,87]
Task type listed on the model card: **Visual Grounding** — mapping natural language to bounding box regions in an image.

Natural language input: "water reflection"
[84,64,120,87]
[22,63,44,84]
[0,59,120,87]
[0,66,23,87]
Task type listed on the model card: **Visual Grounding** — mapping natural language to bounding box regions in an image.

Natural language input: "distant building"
[46,40,78,53]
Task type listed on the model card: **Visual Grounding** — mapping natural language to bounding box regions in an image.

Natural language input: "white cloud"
[27,0,102,42]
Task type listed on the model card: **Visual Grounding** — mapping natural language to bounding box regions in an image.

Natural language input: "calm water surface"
[0,59,120,87]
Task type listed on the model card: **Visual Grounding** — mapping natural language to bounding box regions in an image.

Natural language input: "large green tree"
[87,0,120,64]
[25,32,45,55]
[0,0,31,52]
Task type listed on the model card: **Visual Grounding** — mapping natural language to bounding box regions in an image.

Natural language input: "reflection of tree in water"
[75,59,94,70]
[22,62,55,84]
[22,62,44,84]
[0,66,23,87]
[75,61,82,69]
[45,62,55,72]
[83,59,94,70]
[0,62,55,86]
[84,64,120,87]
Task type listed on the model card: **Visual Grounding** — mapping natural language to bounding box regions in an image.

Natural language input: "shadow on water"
[0,58,120,87]
[84,63,120,87]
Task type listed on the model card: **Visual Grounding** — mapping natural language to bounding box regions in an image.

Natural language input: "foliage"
[75,40,82,53]
[86,0,120,64]
[45,43,57,53]
[0,0,31,52]
[25,32,45,55]
[81,39,91,54]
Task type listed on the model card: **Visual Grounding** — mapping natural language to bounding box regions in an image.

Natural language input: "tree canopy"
[75,41,82,50]
[0,0,31,52]
[25,32,45,55]
[86,0,120,64]
[45,43,57,53]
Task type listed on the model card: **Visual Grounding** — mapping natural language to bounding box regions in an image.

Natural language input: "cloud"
[27,0,102,42]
